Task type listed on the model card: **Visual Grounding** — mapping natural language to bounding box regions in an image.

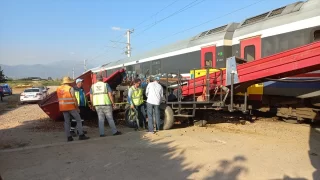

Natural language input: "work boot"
[77,130,87,135]
[70,131,77,137]
[134,126,139,131]
[135,128,144,132]
[113,131,122,136]
[79,134,90,140]
[67,136,74,142]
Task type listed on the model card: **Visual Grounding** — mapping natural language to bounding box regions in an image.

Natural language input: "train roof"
[91,23,239,72]
[232,0,320,44]
[90,0,320,73]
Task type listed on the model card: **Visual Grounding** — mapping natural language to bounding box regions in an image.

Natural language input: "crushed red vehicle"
[39,69,126,121]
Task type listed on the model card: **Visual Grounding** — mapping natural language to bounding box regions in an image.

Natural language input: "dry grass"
[0,93,20,113]
[6,95,20,107]
[6,80,61,88]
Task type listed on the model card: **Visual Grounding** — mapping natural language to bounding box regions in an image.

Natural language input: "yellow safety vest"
[92,82,111,106]
[130,86,144,106]
[74,89,88,107]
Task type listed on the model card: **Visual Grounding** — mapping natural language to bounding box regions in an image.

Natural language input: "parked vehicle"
[1,84,12,95]
[33,86,49,96]
[20,88,47,103]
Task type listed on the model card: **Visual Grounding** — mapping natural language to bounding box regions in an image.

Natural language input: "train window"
[102,70,107,77]
[314,30,320,41]
[152,60,161,75]
[204,52,213,67]
[292,31,305,48]
[142,62,150,74]
[152,61,160,65]
[279,37,289,52]
[126,65,133,71]
[244,45,255,61]
[135,64,141,74]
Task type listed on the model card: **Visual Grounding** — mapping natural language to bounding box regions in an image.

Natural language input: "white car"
[32,86,49,96]
[20,88,47,103]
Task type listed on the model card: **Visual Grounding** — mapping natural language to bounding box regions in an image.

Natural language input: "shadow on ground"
[210,156,248,179]
[0,106,319,179]
[309,122,320,180]
[0,120,249,180]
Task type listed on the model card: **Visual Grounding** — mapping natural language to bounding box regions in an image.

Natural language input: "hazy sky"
[0,0,299,66]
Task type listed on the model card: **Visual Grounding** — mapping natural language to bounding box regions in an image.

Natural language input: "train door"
[240,36,262,101]
[240,36,261,61]
[201,45,216,68]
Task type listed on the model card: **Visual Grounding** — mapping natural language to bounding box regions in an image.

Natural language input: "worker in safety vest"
[128,78,147,130]
[69,78,89,136]
[56,76,90,142]
[90,75,122,137]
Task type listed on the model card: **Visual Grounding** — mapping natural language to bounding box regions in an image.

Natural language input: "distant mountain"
[0,60,97,79]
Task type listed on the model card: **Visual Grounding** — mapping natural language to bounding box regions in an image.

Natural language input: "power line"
[88,0,264,68]
[86,0,181,64]
[86,0,205,65]
[90,51,111,62]
[86,33,124,62]
[133,0,181,29]
[99,0,182,58]
[138,0,266,48]
[93,0,266,68]
[91,0,204,60]
[134,0,207,37]
[136,0,205,31]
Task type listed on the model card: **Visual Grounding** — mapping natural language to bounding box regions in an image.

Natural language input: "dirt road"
[0,88,319,180]
[1,121,319,180]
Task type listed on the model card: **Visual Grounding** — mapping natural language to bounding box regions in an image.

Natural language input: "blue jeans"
[147,103,160,132]
[95,106,118,135]
[135,104,147,129]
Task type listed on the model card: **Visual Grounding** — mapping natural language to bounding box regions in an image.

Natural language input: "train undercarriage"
[113,42,320,129]
[113,76,320,130]
[39,42,320,130]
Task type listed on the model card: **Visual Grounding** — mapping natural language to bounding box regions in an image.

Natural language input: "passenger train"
[91,0,320,122]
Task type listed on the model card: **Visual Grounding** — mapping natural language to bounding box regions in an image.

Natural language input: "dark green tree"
[0,66,6,83]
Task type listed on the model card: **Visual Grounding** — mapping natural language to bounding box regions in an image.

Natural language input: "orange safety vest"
[56,85,76,111]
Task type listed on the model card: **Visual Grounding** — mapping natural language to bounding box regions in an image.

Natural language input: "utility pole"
[84,59,87,72]
[72,67,75,80]
[126,29,134,57]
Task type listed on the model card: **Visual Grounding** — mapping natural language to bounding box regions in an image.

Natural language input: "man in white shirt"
[145,76,163,133]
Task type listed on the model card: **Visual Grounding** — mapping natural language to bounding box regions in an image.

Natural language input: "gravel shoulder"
[0,86,118,149]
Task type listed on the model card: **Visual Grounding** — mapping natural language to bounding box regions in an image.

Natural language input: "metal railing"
[165,67,229,117]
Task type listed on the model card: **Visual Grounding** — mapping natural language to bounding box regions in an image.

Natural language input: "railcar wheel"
[161,106,175,130]
[193,120,208,127]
